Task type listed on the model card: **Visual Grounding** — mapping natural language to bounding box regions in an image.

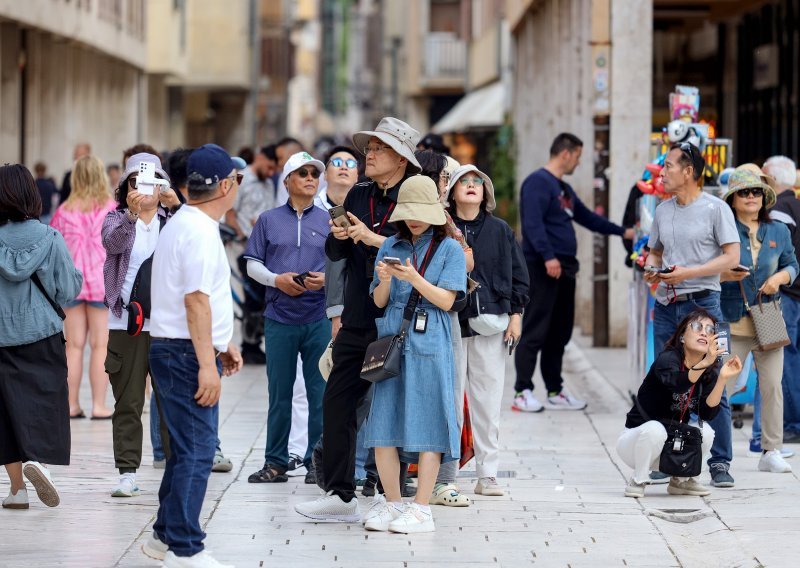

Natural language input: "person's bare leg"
[375,447,401,502]
[86,305,112,417]
[64,304,88,416]
[4,463,25,492]
[415,452,442,506]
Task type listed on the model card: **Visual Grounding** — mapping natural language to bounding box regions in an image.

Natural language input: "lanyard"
[369,197,395,235]
[412,240,435,277]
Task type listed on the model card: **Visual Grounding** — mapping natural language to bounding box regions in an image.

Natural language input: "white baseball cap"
[282,151,325,177]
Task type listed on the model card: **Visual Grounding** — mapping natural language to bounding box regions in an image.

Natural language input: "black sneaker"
[304,466,316,485]
[362,477,377,497]
[286,453,307,477]
[401,478,417,498]
[247,463,288,483]
[709,463,734,488]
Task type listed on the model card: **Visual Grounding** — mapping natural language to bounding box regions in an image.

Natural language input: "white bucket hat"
[447,164,496,212]
[353,117,422,174]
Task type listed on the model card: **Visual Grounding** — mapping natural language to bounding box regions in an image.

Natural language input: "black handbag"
[360,240,440,383]
[635,382,704,477]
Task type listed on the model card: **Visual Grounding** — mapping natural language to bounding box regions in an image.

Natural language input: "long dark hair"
[664,308,718,353]
[0,164,42,225]
[394,221,447,244]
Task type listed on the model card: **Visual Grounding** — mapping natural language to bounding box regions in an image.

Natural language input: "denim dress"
[365,232,467,463]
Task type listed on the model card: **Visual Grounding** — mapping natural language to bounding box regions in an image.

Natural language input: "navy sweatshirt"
[519,168,625,263]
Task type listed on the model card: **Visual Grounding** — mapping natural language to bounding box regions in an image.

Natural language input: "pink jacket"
[50,199,116,303]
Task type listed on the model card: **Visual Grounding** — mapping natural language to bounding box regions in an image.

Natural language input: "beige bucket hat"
[353,117,422,174]
[388,175,447,226]
[446,164,497,212]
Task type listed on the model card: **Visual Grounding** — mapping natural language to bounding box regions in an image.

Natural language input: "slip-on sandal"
[430,483,471,507]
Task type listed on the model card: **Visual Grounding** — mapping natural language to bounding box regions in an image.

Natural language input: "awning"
[431,81,505,134]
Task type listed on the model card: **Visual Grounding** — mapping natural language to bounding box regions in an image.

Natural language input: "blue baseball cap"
[187,144,244,189]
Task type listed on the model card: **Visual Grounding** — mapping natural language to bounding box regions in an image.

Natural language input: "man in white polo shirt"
[143,144,243,568]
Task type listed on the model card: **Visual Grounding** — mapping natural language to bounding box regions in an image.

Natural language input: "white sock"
[414,503,431,515]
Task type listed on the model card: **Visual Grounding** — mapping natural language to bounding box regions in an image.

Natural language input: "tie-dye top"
[50,199,116,302]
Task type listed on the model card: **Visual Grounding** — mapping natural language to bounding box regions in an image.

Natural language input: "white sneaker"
[141,532,169,561]
[162,550,233,568]
[2,487,29,509]
[759,449,793,473]
[546,389,587,411]
[295,490,361,522]
[474,477,505,496]
[511,389,544,413]
[112,472,140,497]
[22,461,59,507]
[388,502,435,534]
[362,493,387,525]
[364,502,404,532]
[624,478,645,498]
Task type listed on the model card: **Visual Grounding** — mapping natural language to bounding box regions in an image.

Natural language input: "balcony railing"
[422,33,466,80]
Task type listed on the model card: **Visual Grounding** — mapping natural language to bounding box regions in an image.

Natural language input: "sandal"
[211,451,233,473]
[247,463,287,483]
[430,483,471,507]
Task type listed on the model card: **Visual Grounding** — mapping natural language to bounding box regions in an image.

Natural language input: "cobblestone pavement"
[1,336,798,567]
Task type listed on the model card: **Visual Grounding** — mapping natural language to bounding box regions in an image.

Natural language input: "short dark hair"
[123,144,159,164]
[166,148,194,191]
[260,144,277,161]
[549,133,583,157]
[670,142,705,181]
[34,162,47,176]
[0,164,42,224]
[276,137,302,149]
[664,308,718,353]
[324,145,359,165]
[237,146,254,165]
[418,133,450,155]
[394,221,447,243]
[187,184,219,201]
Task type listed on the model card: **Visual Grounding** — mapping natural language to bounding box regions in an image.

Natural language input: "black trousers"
[321,326,375,501]
[236,255,266,347]
[514,258,576,395]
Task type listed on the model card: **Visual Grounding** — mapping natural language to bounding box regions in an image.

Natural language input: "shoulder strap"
[399,238,442,334]
[31,272,66,321]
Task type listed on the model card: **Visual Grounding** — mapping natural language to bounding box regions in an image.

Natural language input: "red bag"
[460,394,475,468]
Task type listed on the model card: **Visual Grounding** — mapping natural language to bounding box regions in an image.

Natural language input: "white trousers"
[616,420,714,484]
[461,333,507,479]
[288,356,309,456]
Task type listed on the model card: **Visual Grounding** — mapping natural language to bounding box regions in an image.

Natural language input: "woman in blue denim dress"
[365,175,466,534]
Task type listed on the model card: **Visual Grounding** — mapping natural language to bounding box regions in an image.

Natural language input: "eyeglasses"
[330,157,358,169]
[362,145,390,155]
[688,321,715,335]
[458,176,485,186]
[227,173,244,185]
[294,167,321,179]
[735,188,764,198]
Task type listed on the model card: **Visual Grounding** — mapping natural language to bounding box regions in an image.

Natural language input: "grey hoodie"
[0,220,83,347]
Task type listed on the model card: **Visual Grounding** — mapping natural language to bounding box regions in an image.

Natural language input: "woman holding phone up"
[719,166,798,474]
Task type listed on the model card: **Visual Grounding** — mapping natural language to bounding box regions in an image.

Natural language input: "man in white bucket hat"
[295,117,422,523]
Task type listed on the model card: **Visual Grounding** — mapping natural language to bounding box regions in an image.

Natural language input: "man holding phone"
[243,152,331,484]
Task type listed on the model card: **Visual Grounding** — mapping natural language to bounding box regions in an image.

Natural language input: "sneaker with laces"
[474,477,504,496]
[667,477,710,496]
[362,493,387,525]
[749,439,795,458]
[162,550,233,568]
[112,472,140,497]
[709,463,735,488]
[364,502,405,532]
[624,478,646,498]
[2,487,29,509]
[211,451,233,473]
[295,490,361,522]
[546,389,587,410]
[22,461,59,507]
[511,389,544,413]
[388,502,435,534]
[430,483,471,506]
[141,532,169,561]
[286,453,307,477]
[758,449,793,473]
[361,477,377,497]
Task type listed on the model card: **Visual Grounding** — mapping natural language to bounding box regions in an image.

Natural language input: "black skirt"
[0,333,71,465]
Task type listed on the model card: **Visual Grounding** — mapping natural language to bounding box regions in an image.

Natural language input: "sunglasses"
[294,167,321,179]
[458,176,485,186]
[688,321,715,335]
[228,173,244,185]
[330,157,358,169]
[735,187,764,198]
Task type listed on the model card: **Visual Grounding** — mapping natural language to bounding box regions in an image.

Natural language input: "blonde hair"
[67,155,110,210]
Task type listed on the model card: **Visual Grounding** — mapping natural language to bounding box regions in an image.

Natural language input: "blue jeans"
[781,295,800,433]
[263,318,330,469]
[652,292,732,466]
[149,339,220,558]
[151,380,222,461]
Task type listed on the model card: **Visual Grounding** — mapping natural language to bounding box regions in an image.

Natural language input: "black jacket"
[771,190,800,301]
[326,177,406,330]
[626,348,721,429]
[452,210,530,338]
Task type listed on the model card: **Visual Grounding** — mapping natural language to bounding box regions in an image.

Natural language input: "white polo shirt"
[150,205,233,353]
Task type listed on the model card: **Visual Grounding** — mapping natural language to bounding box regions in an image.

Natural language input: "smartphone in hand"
[293,271,310,288]
[715,322,731,356]
[383,257,402,265]
[732,265,749,273]
[329,205,352,229]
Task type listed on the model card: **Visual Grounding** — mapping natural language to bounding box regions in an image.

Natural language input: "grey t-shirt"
[648,192,738,305]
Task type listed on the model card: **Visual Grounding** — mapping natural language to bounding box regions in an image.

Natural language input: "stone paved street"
[2,336,798,568]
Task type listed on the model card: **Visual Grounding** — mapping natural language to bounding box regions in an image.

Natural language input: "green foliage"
[489,123,518,228]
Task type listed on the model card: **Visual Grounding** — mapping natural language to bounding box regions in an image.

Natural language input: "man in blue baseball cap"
[144,143,244,568]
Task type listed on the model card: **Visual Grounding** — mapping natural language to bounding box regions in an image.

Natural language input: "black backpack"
[126,214,167,336]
